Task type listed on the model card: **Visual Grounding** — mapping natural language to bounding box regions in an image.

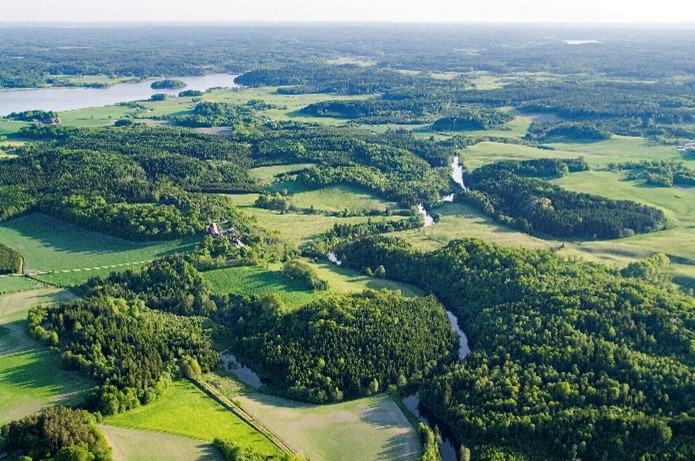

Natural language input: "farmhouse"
[677,142,695,152]
[208,222,220,237]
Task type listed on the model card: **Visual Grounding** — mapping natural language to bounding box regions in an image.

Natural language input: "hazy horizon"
[2,0,695,24]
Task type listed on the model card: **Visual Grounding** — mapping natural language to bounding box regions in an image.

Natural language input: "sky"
[1,0,695,24]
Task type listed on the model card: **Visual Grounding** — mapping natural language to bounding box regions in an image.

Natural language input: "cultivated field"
[104,380,281,456]
[235,391,420,461]
[0,288,95,425]
[99,425,224,461]
[0,213,196,274]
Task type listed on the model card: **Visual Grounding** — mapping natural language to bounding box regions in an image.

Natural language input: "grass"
[234,391,420,461]
[104,380,281,456]
[237,205,405,247]
[0,276,41,294]
[203,260,422,308]
[99,425,224,461]
[461,135,684,170]
[249,163,316,186]
[290,185,400,214]
[203,264,319,308]
[551,170,695,264]
[0,288,95,425]
[0,213,196,273]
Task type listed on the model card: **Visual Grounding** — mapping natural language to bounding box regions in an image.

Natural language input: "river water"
[451,155,468,191]
[0,73,240,116]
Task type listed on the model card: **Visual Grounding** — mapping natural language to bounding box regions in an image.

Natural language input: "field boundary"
[189,378,300,457]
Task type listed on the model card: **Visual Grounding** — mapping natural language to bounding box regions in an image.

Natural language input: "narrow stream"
[417,204,435,226]
[451,156,468,191]
[405,308,469,461]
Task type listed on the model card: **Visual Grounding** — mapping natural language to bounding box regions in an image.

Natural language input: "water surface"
[0,74,239,116]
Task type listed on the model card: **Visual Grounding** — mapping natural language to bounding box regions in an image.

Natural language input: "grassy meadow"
[203,259,422,308]
[104,380,281,456]
[0,288,95,425]
[0,213,196,274]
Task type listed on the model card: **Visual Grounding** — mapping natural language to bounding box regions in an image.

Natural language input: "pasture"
[104,380,281,456]
[0,288,95,425]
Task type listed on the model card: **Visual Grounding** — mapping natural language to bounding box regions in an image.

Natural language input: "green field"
[239,206,404,247]
[0,213,196,274]
[203,264,319,308]
[461,136,683,170]
[235,391,420,461]
[291,185,400,214]
[0,275,41,294]
[203,260,421,307]
[100,425,224,461]
[249,163,316,186]
[0,288,95,425]
[105,380,281,456]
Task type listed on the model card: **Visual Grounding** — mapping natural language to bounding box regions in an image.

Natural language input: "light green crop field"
[290,185,400,214]
[203,260,422,308]
[235,391,420,461]
[0,288,95,425]
[0,213,196,273]
[99,425,224,461]
[104,380,281,456]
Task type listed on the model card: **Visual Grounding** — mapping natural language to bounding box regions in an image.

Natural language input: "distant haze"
[1,0,695,24]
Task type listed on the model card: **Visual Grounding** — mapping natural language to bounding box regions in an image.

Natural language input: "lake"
[0,74,240,116]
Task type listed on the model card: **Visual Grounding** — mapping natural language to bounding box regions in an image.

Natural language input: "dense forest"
[224,290,457,403]
[0,243,22,274]
[608,160,695,187]
[335,236,695,460]
[1,407,112,461]
[77,257,458,403]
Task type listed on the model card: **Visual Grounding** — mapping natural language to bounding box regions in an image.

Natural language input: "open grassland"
[0,288,95,424]
[249,163,316,186]
[0,276,41,294]
[235,204,404,247]
[99,425,224,461]
[202,87,370,125]
[35,266,135,287]
[235,391,420,461]
[462,136,683,170]
[57,105,139,127]
[290,185,401,214]
[393,202,647,269]
[552,169,695,279]
[203,260,422,308]
[104,380,281,456]
[203,264,318,308]
[0,213,196,273]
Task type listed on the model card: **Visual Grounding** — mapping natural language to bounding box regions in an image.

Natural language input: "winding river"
[0,73,240,116]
